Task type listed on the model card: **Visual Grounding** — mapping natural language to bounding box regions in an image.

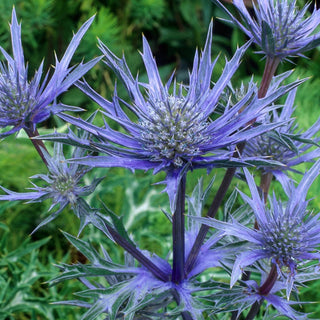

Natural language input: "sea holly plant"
[212,0,320,60]
[0,8,100,163]
[212,0,320,96]
[1,1,320,320]
[194,160,320,319]
[0,136,104,235]
[243,85,320,198]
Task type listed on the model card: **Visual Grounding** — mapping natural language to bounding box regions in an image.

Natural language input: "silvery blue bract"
[0,140,103,233]
[56,21,300,212]
[244,86,320,184]
[195,160,320,304]
[213,0,320,60]
[0,8,100,137]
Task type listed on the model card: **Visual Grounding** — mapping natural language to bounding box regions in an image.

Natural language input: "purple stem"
[258,57,280,98]
[172,289,193,320]
[186,56,281,277]
[172,174,186,284]
[24,126,49,167]
[260,172,273,203]
[243,173,276,320]
[24,125,170,283]
[185,143,245,275]
[245,264,278,320]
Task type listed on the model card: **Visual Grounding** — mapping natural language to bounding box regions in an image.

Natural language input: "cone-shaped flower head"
[213,0,320,60]
[0,8,100,137]
[0,140,103,233]
[195,160,320,298]
[243,87,320,184]
[56,21,301,211]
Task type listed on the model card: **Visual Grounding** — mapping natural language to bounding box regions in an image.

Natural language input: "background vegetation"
[1,0,320,319]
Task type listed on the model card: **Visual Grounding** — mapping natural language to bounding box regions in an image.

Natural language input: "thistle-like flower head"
[243,87,320,183]
[0,139,103,233]
[213,0,320,60]
[196,160,320,298]
[0,8,100,137]
[55,21,300,211]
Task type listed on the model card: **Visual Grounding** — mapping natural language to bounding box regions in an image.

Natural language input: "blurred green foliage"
[0,0,320,318]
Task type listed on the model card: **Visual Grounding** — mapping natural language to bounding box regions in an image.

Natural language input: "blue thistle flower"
[0,8,100,137]
[194,160,320,299]
[243,87,320,185]
[238,277,308,319]
[0,140,103,233]
[213,0,320,60]
[211,270,308,319]
[55,21,300,211]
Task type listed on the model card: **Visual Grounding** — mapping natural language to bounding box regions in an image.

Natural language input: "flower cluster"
[1,2,320,320]
[0,140,103,233]
[196,160,320,300]
[243,86,320,184]
[213,0,320,60]
[54,22,300,212]
[0,8,100,137]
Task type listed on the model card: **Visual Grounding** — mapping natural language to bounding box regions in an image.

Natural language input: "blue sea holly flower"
[194,160,320,299]
[55,22,300,212]
[0,141,103,233]
[243,87,320,186]
[0,8,100,137]
[239,278,308,319]
[212,0,320,60]
[211,272,308,319]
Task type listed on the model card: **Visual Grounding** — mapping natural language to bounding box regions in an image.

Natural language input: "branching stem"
[245,264,278,320]
[185,143,245,275]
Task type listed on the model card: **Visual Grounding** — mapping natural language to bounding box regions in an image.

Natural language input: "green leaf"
[99,201,136,247]
[80,299,107,320]
[3,237,50,264]
[261,20,275,54]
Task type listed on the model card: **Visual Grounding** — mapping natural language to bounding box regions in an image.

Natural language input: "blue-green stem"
[172,174,186,284]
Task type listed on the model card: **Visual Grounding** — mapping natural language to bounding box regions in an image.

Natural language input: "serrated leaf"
[99,201,136,247]
[283,133,320,147]
[62,231,101,263]
[223,188,238,222]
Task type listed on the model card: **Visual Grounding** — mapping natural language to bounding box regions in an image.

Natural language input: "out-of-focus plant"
[0,222,51,319]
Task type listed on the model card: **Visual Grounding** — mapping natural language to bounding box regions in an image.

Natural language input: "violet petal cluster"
[0,8,100,137]
[195,160,320,299]
[0,141,103,233]
[243,87,320,183]
[56,21,300,212]
[213,0,320,60]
